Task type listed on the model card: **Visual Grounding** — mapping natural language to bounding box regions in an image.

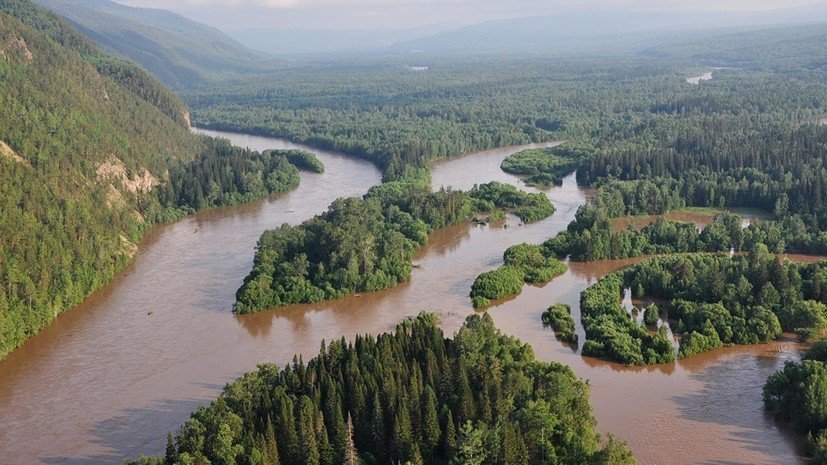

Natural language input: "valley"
[0,129,810,464]
[2,1,827,464]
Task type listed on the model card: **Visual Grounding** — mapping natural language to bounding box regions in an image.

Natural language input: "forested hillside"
[32,0,273,89]
[0,0,306,360]
[2,0,188,124]
[129,313,636,465]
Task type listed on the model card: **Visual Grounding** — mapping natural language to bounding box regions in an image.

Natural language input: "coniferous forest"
[4,0,827,463]
[128,313,635,465]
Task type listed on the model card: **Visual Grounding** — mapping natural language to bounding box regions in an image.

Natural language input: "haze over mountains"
[31,0,273,88]
[33,0,827,64]
[229,23,454,56]
[389,4,827,54]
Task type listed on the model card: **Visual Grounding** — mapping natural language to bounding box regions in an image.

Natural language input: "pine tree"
[323,386,348,462]
[275,391,299,464]
[392,395,419,463]
[315,410,334,465]
[372,392,387,463]
[454,361,475,425]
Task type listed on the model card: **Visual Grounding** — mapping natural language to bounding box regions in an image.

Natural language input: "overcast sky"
[117,0,823,30]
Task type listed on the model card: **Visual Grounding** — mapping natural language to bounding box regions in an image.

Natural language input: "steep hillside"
[0,0,300,360]
[32,0,272,88]
[3,0,189,123]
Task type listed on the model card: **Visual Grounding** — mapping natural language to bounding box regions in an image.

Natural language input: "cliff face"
[0,33,33,61]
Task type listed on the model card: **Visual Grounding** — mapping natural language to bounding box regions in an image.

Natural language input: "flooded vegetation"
[611,207,770,232]
[0,129,813,465]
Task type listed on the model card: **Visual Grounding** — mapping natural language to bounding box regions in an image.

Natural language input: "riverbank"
[0,129,810,465]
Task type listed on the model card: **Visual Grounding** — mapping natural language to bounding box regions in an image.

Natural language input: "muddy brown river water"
[0,130,810,465]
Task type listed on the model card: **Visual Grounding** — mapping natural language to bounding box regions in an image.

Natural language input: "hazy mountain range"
[32,0,827,84]
[32,0,276,88]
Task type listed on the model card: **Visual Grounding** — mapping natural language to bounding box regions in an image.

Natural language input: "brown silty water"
[0,129,811,464]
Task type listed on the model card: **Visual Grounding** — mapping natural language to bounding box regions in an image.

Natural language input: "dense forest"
[470,243,566,308]
[579,248,827,365]
[501,144,588,187]
[544,175,827,262]
[128,313,636,465]
[235,181,552,314]
[151,143,323,221]
[0,0,311,360]
[5,2,827,462]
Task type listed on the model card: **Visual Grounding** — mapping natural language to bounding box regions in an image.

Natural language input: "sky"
[117,0,824,30]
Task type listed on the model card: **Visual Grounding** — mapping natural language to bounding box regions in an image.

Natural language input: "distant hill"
[390,5,827,55]
[32,0,273,88]
[642,22,827,73]
[230,24,451,56]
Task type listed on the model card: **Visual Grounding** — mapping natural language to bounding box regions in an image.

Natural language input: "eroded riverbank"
[0,129,809,465]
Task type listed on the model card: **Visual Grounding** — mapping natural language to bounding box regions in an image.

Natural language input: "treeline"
[151,141,319,220]
[468,182,554,224]
[235,181,553,314]
[764,339,827,464]
[545,206,748,261]
[128,313,636,465]
[543,175,827,261]
[501,144,589,187]
[184,59,567,181]
[470,243,566,308]
[579,248,827,365]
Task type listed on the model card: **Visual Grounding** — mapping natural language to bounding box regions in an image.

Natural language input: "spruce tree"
[442,408,457,459]
[421,386,441,459]
[262,418,281,465]
[298,397,320,465]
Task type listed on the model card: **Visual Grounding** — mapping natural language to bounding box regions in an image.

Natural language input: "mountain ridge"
[389,4,827,54]
[32,0,274,88]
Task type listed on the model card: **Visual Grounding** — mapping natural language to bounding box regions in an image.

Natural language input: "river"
[0,129,808,465]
